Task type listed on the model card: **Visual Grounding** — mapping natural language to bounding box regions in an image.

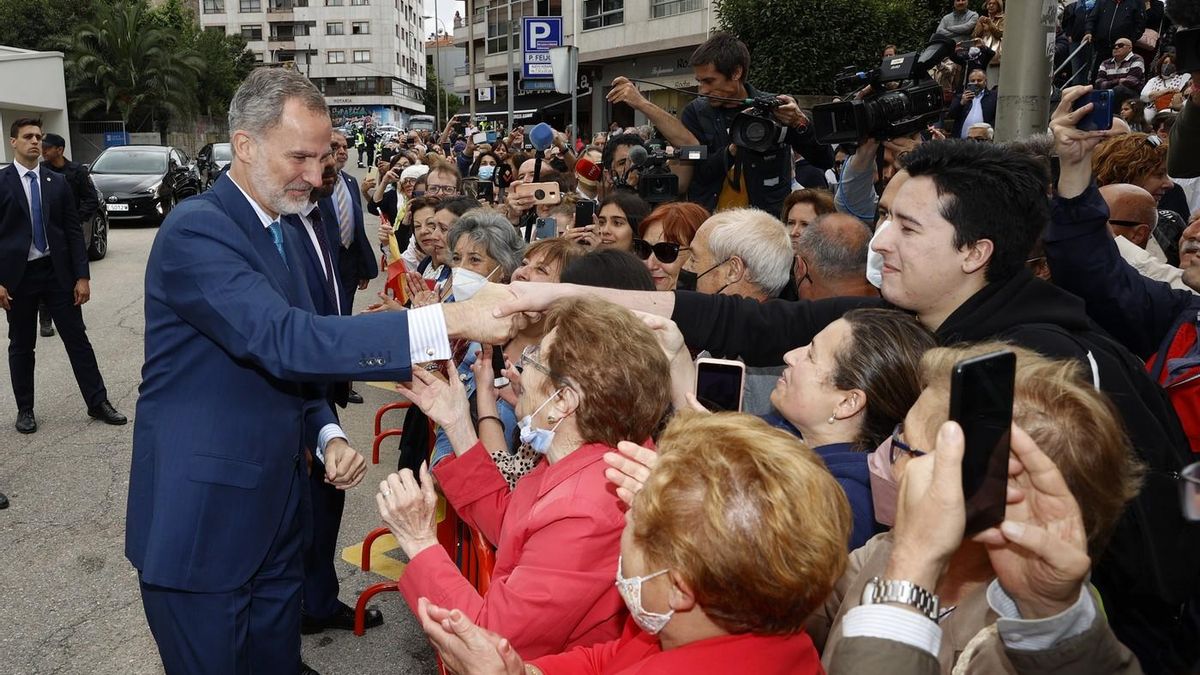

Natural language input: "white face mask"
[865,219,890,289]
[517,388,565,454]
[451,265,498,302]
[615,555,675,635]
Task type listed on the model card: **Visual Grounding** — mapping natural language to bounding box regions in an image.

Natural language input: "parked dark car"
[195,142,231,191]
[0,162,107,260]
[90,145,201,225]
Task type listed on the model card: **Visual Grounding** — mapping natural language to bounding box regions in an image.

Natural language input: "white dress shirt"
[17,163,50,261]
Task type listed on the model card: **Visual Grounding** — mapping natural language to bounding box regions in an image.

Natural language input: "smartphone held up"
[950,350,1015,536]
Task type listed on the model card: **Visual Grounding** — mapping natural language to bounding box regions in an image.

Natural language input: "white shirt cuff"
[841,604,942,657]
[316,423,348,464]
[408,304,452,364]
[987,580,1095,651]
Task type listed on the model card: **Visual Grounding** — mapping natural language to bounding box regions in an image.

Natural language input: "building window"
[241,24,264,40]
[240,0,261,11]
[583,0,622,29]
[328,50,346,63]
[326,21,344,35]
[205,25,226,34]
[351,0,369,5]
[253,51,265,63]
[487,0,534,54]
[203,0,225,13]
[352,21,370,34]
[354,49,371,63]
[651,0,700,18]
[325,0,344,5]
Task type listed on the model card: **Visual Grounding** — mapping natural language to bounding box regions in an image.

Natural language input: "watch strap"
[862,576,940,621]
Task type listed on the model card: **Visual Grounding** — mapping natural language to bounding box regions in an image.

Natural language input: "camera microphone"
[627,145,649,169]
[529,123,556,152]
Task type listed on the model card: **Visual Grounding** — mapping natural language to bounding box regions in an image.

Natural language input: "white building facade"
[198,0,427,126]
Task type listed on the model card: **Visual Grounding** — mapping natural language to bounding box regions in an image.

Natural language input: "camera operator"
[607,32,832,215]
[600,132,647,193]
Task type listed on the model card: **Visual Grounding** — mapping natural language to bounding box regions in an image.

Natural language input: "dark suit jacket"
[0,163,88,292]
[946,87,998,138]
[126,173,413,592]
[333,170,379,313]
[287,203,351,407]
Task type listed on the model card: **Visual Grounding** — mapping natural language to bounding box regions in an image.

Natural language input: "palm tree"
[58,1,205,134]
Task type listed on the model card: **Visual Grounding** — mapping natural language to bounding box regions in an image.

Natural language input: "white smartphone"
[694,358,746,412]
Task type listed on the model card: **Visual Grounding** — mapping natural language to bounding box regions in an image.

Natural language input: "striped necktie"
[334,177,354,248]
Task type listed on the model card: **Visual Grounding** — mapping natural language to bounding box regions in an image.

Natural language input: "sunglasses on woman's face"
[632,238,689,264]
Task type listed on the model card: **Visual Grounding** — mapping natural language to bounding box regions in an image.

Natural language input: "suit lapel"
[4,165,33,228]
[342,172,362,229]
[318,197,342,268]
[210,174,301,305]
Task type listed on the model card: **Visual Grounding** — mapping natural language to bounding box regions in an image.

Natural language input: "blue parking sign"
[521,17,562,79]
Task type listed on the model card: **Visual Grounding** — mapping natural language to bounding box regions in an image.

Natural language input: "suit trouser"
[6,257,106,412]
[302,447,347,620]
[140,465,306,675]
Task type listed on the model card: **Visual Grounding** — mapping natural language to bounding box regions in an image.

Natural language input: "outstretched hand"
[417,598,527,675]
[396,361,470,430]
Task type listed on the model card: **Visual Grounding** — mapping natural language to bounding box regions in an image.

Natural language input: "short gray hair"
[967,122,995,140]
[705,208,793,297]
[798,213,871,279]
[447,208,527,280]
[228,68,328,138]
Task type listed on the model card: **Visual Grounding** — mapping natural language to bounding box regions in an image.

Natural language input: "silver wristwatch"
[861,576,940,621]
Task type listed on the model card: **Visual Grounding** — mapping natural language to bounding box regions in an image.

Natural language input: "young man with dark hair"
[607,32,832,215]
[498,139,1196,671]
[0,118,125,433]
[599,132,645,192]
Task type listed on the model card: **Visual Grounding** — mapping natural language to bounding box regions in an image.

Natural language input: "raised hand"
[396,361,470,430]
[376,462,439,558]
[603,441,658,507]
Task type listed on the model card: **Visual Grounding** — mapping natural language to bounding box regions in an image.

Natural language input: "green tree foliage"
[149,0,256,117]
[0,0,93,52]
[715,0,941,95]
[424,70,463,124]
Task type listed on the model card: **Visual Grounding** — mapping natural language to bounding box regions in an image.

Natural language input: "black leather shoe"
[301,605,382,634]
[300,661,320,675]
[347,389,364,404]
[40,324,55,338]
[15,410,36,434]
[87,401,128,425]
[0,492,9,510]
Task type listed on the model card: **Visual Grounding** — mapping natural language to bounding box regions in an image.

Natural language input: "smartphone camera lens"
[534,189,546,199]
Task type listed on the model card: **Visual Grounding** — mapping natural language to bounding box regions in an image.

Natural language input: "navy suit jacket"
[334,170,378,313]
[0,163,88,291]
[947,87,998,138]
[126,173,412,592]
[287,203,351,407]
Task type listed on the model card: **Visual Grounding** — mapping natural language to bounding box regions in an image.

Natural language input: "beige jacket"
[809,533,1143,675]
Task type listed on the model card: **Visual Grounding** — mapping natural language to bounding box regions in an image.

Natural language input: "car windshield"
[212,144,232,162]
[91,150,168,174]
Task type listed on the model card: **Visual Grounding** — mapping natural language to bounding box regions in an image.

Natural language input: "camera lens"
[534,189,546,199]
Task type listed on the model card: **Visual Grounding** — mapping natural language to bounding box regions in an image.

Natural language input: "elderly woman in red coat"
[376,296,672,658]
[413,411,852,674]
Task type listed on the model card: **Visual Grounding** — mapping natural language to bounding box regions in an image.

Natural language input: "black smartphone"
[477,180,495,203]
[949,350,1015,536]
[1072,89,1113,132]
[575,199,596,228]
[694,358,746,412]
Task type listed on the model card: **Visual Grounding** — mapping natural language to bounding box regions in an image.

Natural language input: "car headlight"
[144,180,162,195]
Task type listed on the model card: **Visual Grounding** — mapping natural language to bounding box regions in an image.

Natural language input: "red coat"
[530,618,825,675]
[399,441,627,658]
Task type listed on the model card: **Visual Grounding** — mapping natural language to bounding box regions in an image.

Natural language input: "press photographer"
[607,32,833,215]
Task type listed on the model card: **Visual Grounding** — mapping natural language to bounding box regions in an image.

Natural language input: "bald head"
[796,213,877,300]
[1100,183,1158,248]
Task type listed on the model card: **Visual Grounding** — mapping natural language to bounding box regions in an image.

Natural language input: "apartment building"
[450,0,714,135]
[198,0,427,126]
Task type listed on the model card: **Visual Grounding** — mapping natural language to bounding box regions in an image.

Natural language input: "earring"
[827,414,837,425]
[547,415,557,424]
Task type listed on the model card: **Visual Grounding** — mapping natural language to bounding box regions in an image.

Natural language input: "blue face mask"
[478,165,496,181]
[518,388,566,454]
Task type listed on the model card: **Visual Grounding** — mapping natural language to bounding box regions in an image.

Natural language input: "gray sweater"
[935,9,980,40]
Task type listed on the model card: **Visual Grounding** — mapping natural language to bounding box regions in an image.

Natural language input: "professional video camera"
[812,38,955,145]
[616,144,708,204]
[728,96,788,154]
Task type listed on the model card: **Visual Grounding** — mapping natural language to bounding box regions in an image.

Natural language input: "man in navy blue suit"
[0,118,125,435]
[328,131,377,404]
[126,68,517,675]
[284,145,385,637]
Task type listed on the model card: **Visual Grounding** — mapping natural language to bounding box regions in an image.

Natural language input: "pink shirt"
[399,440,628,658]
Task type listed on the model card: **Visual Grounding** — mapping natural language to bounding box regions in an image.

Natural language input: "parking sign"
[521,17,562,79]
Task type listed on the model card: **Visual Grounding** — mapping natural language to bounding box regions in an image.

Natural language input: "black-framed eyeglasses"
[425,184,457,196]
[889,423,928,464]
[1108,218,1147,228]
[632,239,689,264]
[518,344,553,378]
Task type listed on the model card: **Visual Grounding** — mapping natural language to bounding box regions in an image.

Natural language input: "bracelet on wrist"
[477,415,503,426]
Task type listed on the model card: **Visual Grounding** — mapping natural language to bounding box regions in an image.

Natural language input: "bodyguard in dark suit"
[127,68,513,675]
[284,152,384,636]
[0,118,125,434]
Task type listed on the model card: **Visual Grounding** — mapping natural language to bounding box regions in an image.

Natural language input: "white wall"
[0,47,70,163]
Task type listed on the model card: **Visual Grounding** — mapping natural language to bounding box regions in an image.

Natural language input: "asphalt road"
[0,166,438,674]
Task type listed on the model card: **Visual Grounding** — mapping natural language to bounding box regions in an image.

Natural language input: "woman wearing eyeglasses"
[633,202,709,291]
[811,342,1142,674]
[378,297,672,658]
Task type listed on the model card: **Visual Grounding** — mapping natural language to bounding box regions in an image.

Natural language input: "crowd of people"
[63,1,1200,672]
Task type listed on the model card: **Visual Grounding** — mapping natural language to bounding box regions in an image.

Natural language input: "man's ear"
[725,256,747,284]
[962,238,994,275]
[731,65,744,84]
[1133,224,1152,248]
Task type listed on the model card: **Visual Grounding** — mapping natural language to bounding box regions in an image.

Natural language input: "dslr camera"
[728,96,789,154]
[813,38,955,144]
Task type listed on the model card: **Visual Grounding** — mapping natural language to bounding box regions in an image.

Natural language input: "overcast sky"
[423,0,464,38]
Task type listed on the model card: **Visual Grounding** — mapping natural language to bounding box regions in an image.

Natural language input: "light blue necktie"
[27,172,47,253]
[267,220,288,268]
